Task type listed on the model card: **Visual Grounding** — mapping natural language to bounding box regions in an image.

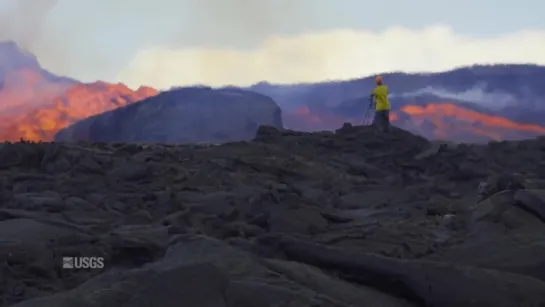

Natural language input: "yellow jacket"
[372,85,391,111]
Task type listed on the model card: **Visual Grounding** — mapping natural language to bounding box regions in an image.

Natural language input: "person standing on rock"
[370,76,391,132]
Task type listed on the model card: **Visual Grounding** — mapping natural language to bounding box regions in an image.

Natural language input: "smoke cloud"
[394,84,519,110]
[174,0,307,46]
[1,0,544,90]
[116,25,545,89]
[0,0,58,51]
[0,0,121,81]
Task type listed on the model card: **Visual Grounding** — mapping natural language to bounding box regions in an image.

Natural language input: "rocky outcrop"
[0,82,157,141]
[2,124,545,306]
[55,87,284,144]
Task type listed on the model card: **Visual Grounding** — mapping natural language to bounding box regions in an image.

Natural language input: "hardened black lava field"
[1,124,545,307]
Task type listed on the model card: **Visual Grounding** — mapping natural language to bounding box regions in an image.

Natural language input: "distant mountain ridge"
[248,64,545,142]
[0,41,77,86]
[250,64,545,111]
[1,39,544,143]
[0,41,78,118]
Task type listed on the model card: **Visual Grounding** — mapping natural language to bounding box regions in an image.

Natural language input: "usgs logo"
[62,257,105,269]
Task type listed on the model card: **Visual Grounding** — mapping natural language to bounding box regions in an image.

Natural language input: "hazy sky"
[1,0,544,89]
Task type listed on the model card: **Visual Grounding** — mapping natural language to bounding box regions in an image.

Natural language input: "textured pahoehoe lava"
[2,125,545,306]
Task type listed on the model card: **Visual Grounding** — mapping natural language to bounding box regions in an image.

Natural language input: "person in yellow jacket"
[370,75,391,132]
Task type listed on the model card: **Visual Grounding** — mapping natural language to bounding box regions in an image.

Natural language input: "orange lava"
[284,102,545,141]
[389,112,399,121]
[398,103,545,140]
[400,103,545,133]
[0,82,158,141]
[0,69,75,114]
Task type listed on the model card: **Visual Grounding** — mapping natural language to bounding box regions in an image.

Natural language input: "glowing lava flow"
[0,82,158,141]
[284,102,545,142]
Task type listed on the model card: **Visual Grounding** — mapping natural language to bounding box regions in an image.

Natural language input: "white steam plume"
[0,0,58,51]
[116,25,545,89]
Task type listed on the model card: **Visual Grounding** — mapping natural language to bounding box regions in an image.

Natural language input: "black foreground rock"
[2,124,545,307]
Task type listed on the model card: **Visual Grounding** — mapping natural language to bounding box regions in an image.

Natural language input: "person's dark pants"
[373,110,390,132]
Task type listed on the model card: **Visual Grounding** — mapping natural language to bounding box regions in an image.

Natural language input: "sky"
[1,0,544,89]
